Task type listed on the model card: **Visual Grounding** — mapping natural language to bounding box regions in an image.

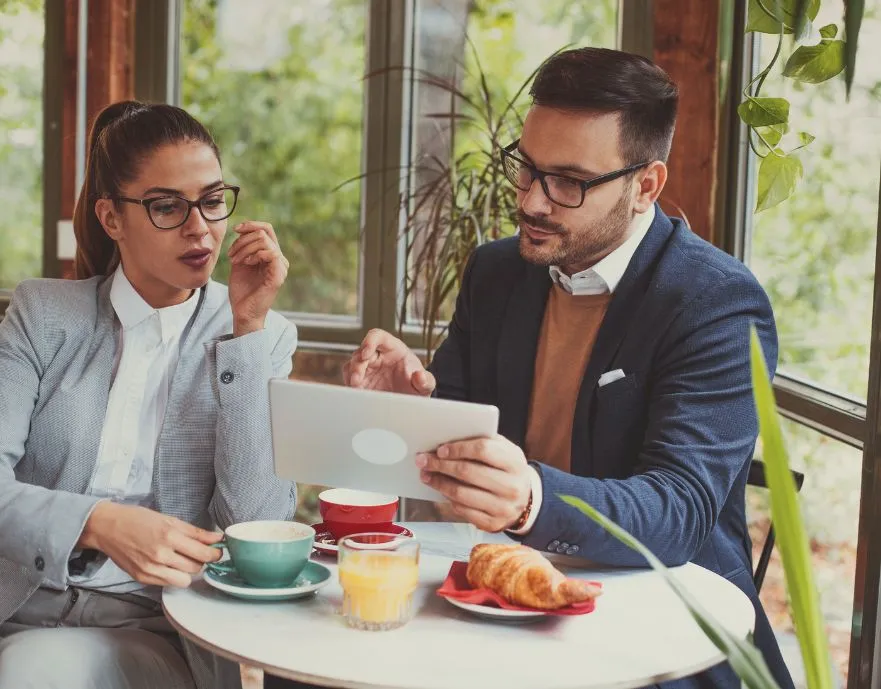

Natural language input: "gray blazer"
[0,276,298,624]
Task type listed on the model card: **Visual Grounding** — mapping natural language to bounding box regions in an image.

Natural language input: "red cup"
[318,488,399,540]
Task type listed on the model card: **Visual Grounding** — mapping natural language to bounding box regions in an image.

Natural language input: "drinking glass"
[338,533,420,631]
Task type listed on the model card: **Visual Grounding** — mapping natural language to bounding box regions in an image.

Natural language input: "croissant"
[466,543,602,610]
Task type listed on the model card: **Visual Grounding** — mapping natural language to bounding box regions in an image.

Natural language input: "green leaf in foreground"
[761,123,788,147]
[747,0,820,34]
[756,152,803,212]
[755,123,788,154]
[845,0,865,98]
[793,0,817,37]
[738,97,790,127]
[819,23,838,39]
[783,40,845,84]
[559,495,780,689]
[749,328,834,689]
[795,132,816,148]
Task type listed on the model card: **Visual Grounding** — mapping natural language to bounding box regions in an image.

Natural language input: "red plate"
[437,561,601,617]
[311,522,414,559]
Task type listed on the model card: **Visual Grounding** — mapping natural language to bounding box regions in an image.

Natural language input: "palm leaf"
[749,327,834,689]
[844,0,865,97]
[558,328,836,689]
[376,41,530,354]
[559,495,781,689]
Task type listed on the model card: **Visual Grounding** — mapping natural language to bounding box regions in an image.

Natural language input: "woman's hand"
[78,502,222,588]
[227,221,289,337]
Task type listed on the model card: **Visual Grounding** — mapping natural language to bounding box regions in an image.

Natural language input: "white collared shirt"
[73,265,198,593]
[548,204,656,296]
[511,206,655,536]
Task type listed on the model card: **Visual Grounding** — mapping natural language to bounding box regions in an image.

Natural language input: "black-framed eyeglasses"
[500,140,649,209]
[112,185,240,230]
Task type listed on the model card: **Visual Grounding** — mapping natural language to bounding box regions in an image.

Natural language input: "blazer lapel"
[67,277,117,494]
[154,281,222,507]
[570,208,677,476]
[496,262,551,447]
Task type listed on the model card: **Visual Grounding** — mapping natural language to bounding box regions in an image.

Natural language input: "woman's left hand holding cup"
[227,221,289,337]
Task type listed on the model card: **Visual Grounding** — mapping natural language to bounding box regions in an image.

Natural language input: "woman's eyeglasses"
[112,185,240,230]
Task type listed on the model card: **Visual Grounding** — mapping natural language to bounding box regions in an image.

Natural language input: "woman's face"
[95,141,228,308]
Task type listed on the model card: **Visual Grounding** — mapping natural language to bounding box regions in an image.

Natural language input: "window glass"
[180,0,366,317]
[0,0,44,287]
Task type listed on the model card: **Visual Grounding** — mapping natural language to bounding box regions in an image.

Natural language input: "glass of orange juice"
[338,533,420,631]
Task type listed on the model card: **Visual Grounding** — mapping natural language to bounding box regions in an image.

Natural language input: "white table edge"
[162,598,350,689]
[162,588,751,689]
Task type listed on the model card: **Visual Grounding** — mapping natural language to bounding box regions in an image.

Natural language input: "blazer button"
[34,556,45,572]
[547,540,560,552]
[566,546,579,555]
[220,371,235,384]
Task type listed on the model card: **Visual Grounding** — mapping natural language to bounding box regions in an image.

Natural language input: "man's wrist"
[509,490,533,531]
[507,466,543,535]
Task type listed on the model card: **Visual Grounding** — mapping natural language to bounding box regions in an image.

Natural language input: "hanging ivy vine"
[739,0,849,211]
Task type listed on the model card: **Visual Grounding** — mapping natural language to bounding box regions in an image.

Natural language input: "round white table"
[163,522,755,689]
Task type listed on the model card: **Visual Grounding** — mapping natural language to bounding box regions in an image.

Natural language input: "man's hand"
[343,328,436,396]
[78,503,222,588]
[416,434,532,532]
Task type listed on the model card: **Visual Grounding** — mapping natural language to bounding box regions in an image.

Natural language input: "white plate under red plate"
[442,597,549,622]
[310,523,415,558]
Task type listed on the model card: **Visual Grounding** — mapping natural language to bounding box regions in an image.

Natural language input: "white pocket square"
[598,369,626,387]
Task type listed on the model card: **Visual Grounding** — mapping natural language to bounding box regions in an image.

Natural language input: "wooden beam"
[60,0,79,222]
[653,0,720,244]
[58,0,79,279]
[60,0,135,279]
[85,0,135,126]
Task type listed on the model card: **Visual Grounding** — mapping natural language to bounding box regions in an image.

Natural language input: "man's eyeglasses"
[112,185,240,230]
[500,140,648,209]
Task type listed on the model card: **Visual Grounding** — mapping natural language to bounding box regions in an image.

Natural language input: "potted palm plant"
[393,53,540,356]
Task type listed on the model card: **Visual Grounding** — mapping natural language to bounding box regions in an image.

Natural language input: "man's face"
[515,105,638,275]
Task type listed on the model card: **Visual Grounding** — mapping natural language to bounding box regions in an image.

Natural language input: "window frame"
[3,0,635,339]
[6,0,881,685]
[716,2,881,686]
[0,0,65,317]
[163,0,411,351]
[717,2,872,444]
[162,0,633,352]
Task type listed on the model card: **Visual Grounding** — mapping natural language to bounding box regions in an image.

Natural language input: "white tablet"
[269,379,500,502]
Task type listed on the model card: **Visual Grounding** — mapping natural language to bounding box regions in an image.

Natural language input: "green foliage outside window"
[180,0,366,315]
[0,0,43,289]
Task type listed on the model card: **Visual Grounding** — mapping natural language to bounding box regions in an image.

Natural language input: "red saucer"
[311,523,414,558]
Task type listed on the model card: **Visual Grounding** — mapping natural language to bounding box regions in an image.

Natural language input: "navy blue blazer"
[429,207,794,689]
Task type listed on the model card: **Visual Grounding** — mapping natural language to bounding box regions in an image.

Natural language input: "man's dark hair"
[529,47,679,165]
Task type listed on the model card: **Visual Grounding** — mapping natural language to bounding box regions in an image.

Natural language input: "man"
[342,47,793,689]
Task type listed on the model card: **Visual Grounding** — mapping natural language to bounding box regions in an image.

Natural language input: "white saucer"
[442,596,549,622]
[203,561,331,601]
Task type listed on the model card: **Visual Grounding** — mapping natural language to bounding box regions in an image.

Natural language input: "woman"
[0,101,298,689]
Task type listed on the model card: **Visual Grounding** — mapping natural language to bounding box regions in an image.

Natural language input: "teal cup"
[206,520,315,588]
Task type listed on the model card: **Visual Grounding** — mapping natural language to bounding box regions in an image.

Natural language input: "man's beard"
[517,190,633,272]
